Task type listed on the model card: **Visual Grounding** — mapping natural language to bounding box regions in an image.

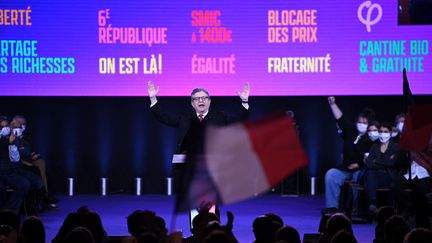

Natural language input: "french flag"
[175,112,309,212]
[399,69,432,172]
[399,104,432,171]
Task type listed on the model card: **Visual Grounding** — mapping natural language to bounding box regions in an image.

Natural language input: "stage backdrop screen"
[1,0,431,96]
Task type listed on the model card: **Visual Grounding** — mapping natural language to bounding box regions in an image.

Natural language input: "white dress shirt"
[404,160,430,180]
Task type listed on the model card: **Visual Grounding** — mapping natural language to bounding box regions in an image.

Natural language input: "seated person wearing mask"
[0,116,43,214]
[12,115,57,208]
[324,97,375,213]
[363,122,400,214]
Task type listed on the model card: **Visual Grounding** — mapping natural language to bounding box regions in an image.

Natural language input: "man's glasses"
[192,96,209,102]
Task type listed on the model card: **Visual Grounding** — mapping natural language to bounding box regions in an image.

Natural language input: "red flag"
[399,104,432,152]
[398,69,432,172]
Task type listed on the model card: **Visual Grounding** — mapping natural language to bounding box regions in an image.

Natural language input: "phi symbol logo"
[357,1,383,32]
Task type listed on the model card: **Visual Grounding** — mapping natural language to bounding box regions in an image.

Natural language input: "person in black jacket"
[148,81,249,197]
[12,115,49,194]
[10,117,58,209]
[148,80,250,153]
[0,116,43,213]
[324,97,375,211]
[363,122,400,214]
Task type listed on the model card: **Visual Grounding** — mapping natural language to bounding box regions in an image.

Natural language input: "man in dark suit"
[148,80,250,153]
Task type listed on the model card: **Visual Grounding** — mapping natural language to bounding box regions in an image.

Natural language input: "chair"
[3,186,29,216]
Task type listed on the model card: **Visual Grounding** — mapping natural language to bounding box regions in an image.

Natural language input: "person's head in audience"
[404,228,432,243]
[205,220,223,235]
[326,213,352,233]
[330,229,358,243]
[136,231,159,243]
[265,212,284,228]
[204,229,234,243]
[126,210,159,239]
[191,211,220,237]
[384,215,409,243]
[0,210,20,235]
[53,212,86,243]
[20,216,45,243]
[275,225,300,243]
[367,120,381,142]
[155,215,167,240]
[322,213,353,243]
[252,215,279,243]
[63,226,94,243]
[84,211,107,243]
[0,224,17,243]
[375,206,396,242]
[77,205,90,214]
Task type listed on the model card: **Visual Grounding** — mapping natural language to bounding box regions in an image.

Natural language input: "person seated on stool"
[324,96,375,213]
[0,116,43,214]
[363,122,400,214]
[11,116,58,208]
[394,134,432,229]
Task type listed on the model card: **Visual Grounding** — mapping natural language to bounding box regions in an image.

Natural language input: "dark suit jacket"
[335,115,373,171]
[0,137,18,174]
[150,102,249,153]
[365,140,400,170]
[15,137,33,162]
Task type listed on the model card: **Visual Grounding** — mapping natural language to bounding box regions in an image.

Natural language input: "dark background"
[2,95,431,195]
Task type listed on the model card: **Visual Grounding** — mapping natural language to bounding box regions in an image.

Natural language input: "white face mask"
[368,131,380,141]
[356,123,368,133]
[13,128,23,137]
[379,132,391,143]
[396,122,404,133]
[0,127,11,137]
[21,125,26,132]
[391,131,399,138]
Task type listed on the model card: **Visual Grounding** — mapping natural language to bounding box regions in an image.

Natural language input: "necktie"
[198,114,204,122]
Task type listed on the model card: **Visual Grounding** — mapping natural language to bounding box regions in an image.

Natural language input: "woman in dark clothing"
[364,122,400,213]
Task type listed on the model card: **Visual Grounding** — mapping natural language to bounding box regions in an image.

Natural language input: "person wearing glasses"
[147,80,250,153]
[0,116,43,214]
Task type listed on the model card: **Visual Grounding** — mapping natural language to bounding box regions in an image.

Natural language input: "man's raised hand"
[148,80,159,98]
[238,82,250,102]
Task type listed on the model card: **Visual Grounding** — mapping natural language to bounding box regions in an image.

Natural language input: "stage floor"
[38,194,374,242]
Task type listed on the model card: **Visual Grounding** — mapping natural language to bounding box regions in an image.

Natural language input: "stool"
[340,181,394,219]
[338,180,356,216]
[5,187,28,216]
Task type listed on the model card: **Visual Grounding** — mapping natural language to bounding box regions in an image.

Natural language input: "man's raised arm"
[148,80,159,107]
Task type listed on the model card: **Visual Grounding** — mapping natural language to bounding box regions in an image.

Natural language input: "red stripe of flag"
[244,113,309,186]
